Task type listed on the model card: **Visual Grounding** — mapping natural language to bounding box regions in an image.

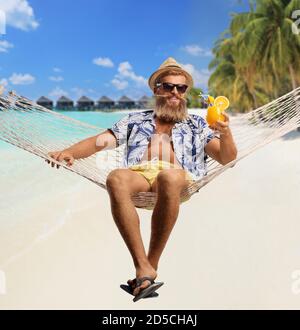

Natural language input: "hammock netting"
[0,87,300,210]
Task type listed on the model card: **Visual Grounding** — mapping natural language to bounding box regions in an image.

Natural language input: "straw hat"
[148,57,194,92]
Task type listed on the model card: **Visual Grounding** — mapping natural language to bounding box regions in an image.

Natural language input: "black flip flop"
[131,276,164,302]
[120,277,159,298]
[120,284,159,298]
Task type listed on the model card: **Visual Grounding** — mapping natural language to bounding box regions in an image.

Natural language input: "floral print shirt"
[108,110,217,180]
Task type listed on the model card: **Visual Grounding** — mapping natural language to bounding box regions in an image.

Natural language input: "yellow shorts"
[129,159,194,189]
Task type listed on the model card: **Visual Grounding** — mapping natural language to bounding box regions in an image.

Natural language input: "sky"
[0,0,250,102]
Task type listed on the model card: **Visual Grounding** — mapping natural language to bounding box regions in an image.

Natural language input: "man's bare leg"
[106,168,157,296]
[147,169,189,270]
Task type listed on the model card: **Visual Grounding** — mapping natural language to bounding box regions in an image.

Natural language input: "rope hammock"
[0,87,299,210]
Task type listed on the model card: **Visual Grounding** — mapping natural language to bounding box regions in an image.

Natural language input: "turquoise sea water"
[55,110,126,127]
[0,109,129,265]
[0,110,126,149]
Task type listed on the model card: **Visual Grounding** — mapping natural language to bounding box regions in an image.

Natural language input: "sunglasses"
[156,82,188,94]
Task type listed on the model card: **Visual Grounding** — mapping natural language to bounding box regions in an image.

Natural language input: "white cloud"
[69,87,97,99]
[117,61,132,75]
[125,89,150,100]
[111,78,128,90]
[181,63,210,88]
[116,61,147,86]
[0,40,14,52]
[109,61,147,91]
[53,67,62,73]
[48,86,69,99]
[9,72,35,85]
[49,75,64,82]
[182,45,212,57]
[0,9,5,34]
[71,87,86,99]
[93,57,114,68]
[0,0,39,31]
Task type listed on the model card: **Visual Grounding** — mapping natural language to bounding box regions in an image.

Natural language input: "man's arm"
[204,112,237,165]
[204,130,237,165]
[47,130,117,168]
[47,113,129,168]
[64,129,117,159]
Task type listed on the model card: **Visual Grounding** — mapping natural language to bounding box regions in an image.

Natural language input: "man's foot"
[132,277,164,302]
[128,267,157,296]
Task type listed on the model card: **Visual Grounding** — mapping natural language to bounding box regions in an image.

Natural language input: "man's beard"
[154,95,188,123]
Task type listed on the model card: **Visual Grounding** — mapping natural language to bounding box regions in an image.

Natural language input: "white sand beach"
[0,130,300,309]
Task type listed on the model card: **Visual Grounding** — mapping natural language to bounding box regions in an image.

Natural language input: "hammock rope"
[0,87,300,210]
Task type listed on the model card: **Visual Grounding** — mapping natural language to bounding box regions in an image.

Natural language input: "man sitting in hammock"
[47,57,237,301]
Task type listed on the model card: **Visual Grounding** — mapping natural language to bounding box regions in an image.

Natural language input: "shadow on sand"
[281,129,300,141]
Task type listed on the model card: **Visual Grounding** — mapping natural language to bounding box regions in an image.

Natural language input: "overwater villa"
[56,96,74,110]
[97,96,115,110]
[36,96,53,110]
[118,95,135,109]
[36,94,144,111]
[77,96,94,110]
[138,95,151,108]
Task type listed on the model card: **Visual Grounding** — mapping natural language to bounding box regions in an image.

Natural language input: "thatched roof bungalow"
[56,96,74,110]
[138,95,151,108]
[97,96,115,109]
[118,95,135,109]
[77,96,94,110]
[37,96,53,110]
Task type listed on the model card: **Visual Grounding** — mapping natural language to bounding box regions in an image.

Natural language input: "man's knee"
[106,169,130,191]
[156,169,186,188]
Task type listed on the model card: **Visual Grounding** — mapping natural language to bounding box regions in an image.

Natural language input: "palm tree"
[231,0,300,89]
[209,30,268,111]
[209,0,300,112]
[187,87,204,108]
